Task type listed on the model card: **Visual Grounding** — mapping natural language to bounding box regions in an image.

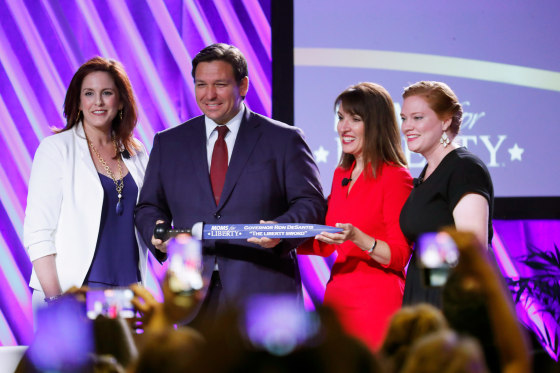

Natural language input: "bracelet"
[44,294,63,304]
[365,238,377,255]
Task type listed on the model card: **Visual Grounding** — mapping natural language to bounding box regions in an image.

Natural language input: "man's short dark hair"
[191,43,248,84]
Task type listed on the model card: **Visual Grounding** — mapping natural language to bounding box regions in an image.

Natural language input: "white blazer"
[23,123,149,294]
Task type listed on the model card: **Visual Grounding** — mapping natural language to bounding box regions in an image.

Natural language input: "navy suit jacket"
[135,108,326,312]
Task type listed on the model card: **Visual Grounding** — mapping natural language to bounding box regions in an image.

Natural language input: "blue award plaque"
[201,223,342,239]
[154,222,343,241]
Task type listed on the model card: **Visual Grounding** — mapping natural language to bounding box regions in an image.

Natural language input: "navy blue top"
[84,172,141,287]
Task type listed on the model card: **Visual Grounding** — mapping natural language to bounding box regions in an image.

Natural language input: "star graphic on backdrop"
[313,146,329,163]
[508,143,524,161]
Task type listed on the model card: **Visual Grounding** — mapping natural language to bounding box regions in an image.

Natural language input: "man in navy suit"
[135,44,326,324]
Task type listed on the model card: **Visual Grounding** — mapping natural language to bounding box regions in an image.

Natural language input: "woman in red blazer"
[299,82,413,351]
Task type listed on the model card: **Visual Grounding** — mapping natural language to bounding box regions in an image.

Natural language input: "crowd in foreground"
[16,230,539,373]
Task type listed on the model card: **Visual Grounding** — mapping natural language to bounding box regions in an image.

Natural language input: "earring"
[75,110,81,124]
[119,110,123,120]
[440,131,450,148]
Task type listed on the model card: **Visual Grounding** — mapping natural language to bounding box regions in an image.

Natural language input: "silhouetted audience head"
[88,354,125,373]
[302,306,383,373]
[400,330,489,373]
[443,269,501,373]
[189,301,382,373]
[380,303,449,373]
[133,328,205,373]
[93,316,138,369]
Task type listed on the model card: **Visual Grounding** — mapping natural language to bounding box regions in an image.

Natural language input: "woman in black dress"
[398,81,494,307]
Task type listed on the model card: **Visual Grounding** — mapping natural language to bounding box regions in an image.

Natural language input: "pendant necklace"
[88,137,124,216]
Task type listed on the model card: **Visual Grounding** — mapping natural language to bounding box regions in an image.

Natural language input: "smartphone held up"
[86,288,135,319]
[416,231,459,287]
[167,233,204,294]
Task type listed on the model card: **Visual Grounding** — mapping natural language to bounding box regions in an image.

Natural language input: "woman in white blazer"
[24,57,149,310]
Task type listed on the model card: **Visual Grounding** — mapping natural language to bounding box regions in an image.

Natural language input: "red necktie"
[210,126,229,205]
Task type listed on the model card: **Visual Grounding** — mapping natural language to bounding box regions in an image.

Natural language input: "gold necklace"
[87,137,125,215]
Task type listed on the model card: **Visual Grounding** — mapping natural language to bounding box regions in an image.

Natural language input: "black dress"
[399,147,494,307]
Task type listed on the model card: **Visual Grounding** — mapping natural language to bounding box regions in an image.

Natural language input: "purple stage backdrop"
[0,0,273,346]
[294,0,560,360]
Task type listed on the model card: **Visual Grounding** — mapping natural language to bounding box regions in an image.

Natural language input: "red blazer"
[299,162,413,350]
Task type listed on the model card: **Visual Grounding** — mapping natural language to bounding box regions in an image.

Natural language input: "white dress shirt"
[204,104,245,170]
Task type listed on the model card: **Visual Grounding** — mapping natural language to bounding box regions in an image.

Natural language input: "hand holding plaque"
[153,222,342,241]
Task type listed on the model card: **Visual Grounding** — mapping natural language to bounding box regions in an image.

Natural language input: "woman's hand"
[315,223,357,245]
[315,223,391,265]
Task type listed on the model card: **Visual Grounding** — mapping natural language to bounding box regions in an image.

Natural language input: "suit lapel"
[186,118,216,205]
[218,110,261,208]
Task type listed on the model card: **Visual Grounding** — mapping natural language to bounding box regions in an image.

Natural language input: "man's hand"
[247,220,282,249]
[151,219,170,253]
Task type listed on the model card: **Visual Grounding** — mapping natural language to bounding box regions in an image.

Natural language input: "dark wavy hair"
[402,81,463,136]
[335,82,407,178]
[191,43,248,84]
[59,57,140,155]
